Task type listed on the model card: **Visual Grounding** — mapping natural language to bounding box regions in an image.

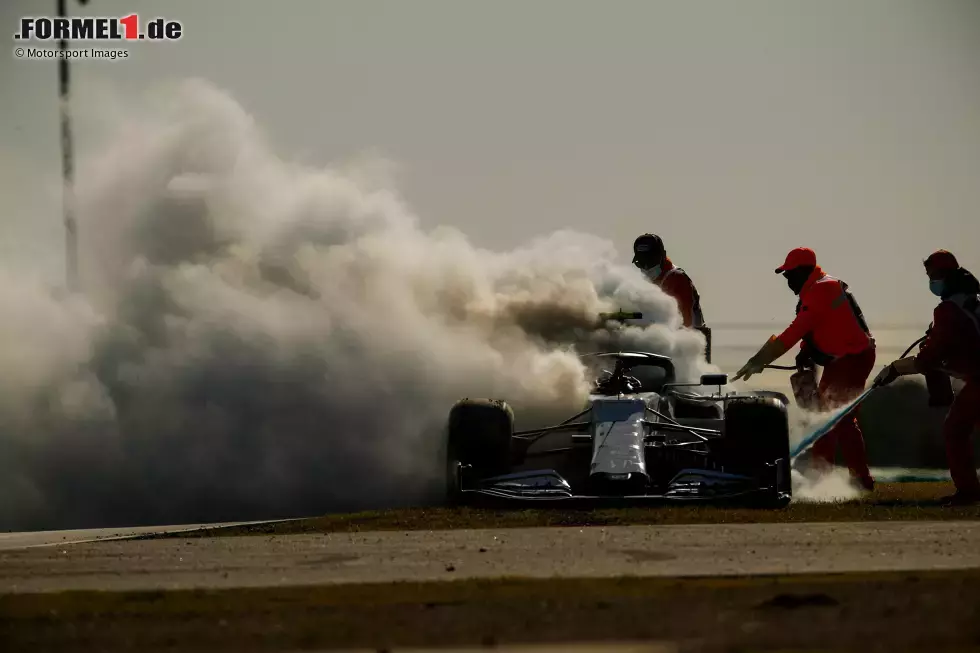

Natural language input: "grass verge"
[143,482,980,539]
[3,569,980,651]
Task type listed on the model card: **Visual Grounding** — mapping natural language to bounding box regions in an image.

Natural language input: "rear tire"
[445,399,514,504]
[721,396,792,507]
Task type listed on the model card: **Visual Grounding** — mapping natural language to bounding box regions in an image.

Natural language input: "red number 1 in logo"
[120,14,139,40]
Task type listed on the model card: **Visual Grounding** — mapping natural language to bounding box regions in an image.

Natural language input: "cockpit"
[583,352,677,395]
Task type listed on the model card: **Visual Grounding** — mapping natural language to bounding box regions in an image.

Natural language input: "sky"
[2,0,979,329]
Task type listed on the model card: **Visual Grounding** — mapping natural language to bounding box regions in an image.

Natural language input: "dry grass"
[140,482,980,540]
[4,569,980,651]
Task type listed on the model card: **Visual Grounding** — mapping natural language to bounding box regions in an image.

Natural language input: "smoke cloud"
[786,403,864,502]
[0,79,715,531]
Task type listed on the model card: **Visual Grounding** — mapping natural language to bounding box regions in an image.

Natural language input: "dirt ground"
[7,521,980,594]
[3,569,980,652]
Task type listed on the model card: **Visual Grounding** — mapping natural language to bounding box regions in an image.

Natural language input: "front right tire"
[721,396,792,507]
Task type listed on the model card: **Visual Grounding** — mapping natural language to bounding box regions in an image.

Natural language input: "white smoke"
[791,467,863,503]
[786,399,864,502]
[0,79,714,531]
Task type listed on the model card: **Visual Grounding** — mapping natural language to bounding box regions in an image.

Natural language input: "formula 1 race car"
[444,344,793,508]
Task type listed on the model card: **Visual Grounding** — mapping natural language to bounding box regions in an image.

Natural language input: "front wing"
[456,460,791,506]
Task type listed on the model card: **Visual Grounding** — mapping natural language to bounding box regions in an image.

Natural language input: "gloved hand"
[873,363,899,388]
[795,346,815,371]
[733,358,766,382]
[733,335,788,382]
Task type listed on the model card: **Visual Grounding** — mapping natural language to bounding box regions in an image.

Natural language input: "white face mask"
[647,264,663,279]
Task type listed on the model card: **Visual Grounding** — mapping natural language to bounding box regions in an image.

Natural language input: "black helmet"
[632,233,664,269]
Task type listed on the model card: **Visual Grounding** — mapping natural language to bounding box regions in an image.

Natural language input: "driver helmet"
[632,233,665,270]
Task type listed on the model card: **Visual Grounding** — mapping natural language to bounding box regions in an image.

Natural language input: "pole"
[58,0,87,293]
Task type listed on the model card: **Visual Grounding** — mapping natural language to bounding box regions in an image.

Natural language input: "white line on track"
[0,518,303,551]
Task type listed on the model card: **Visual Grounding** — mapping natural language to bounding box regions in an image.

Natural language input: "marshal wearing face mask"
[733,246,877,491]
[632,233,706,329]
[873,249,980,506]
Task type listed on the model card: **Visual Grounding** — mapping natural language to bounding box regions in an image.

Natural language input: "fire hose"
[761,335,927,462]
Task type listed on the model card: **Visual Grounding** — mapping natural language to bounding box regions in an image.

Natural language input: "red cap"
[923,249,958,274]
[775,247,817,274]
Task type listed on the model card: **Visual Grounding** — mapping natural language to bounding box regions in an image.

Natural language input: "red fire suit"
[647,257,705,328]
[914,297,980,496]
[776,266,876,489]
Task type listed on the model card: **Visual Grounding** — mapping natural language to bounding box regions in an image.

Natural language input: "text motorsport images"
[14,47,129,61]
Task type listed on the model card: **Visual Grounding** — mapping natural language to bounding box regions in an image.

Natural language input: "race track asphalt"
[2,520,980,594]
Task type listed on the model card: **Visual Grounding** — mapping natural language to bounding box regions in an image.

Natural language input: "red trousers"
[810,346,876,489]
[943,380,980,496]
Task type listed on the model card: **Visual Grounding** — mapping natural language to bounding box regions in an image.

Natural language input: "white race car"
[444,345,792,508]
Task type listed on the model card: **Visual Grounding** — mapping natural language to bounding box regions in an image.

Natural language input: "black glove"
[795,347,815,371]
[873,364,899,388]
